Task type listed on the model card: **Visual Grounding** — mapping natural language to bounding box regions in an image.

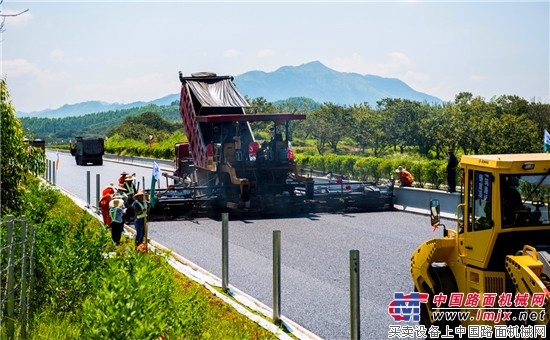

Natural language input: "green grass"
[5,178,281,340]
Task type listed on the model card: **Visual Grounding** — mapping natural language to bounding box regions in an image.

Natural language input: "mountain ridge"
[16,61,442,118]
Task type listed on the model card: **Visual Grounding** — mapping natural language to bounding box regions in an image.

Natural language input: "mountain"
[17,101,148,118]
[234,61,442,106]
[16,61,442,118]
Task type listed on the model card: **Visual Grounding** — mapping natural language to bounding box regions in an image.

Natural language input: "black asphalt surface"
[46,151,448,339]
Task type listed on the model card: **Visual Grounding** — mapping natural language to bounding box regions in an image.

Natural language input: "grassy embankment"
[5,177,281,339]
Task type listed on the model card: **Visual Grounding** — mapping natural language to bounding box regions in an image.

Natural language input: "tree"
[106,111,178,143]
[1,79,27,214]
[274,97,319,141]
[307,103,351,154]
[0,1,29,33]
[417,104,448,157]
[452,94,496,154]
[493,95,529,117]
[350,103,390,157]
[350,103,372,153]
[376,98,421,153]
[527,102,550,139]
[485,114,539,154]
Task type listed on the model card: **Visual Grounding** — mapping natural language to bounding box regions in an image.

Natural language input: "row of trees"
[251,93,549,158]
[19,92,549,161]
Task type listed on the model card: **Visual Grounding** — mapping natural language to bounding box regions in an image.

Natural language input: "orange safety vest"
[400,170,414,186]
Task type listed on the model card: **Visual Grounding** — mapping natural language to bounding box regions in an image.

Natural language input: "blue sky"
[2,1,549,113]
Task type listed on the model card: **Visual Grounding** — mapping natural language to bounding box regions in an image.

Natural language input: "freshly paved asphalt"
[46,151,449,339]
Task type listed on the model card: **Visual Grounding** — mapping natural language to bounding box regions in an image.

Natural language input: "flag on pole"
[55,150,60,171]
[150,161,160,208]
[544,129,550,153]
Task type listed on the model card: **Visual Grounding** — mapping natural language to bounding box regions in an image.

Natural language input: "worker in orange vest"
[99,183,116,225]
[395,166,414,187]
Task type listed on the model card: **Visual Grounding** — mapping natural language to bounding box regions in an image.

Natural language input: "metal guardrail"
[393,186,461,219]
[103,153,175,169]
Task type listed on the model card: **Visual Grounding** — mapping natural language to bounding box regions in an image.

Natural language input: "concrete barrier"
[393,186,461,220]
[103,153,174,169]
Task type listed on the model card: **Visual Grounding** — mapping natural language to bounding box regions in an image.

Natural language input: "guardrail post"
[350,249,360,340]
[96,174,100,210]
[44,159,48,181]
[86,171,91,208]
[221,213,229,292]
[52,160,57,186]
[48,159,52,182]
[273,230,281,325]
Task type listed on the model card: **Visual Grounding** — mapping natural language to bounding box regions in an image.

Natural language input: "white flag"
[150,161,161,207]
[544,129,550,152]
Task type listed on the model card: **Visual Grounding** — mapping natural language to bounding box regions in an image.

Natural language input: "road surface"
[46,150,448,339]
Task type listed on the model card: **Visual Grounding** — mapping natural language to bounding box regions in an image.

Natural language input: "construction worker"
[124,175,136,222]
[108,197,126,245]
[118,171,129,186]
[395,166,414,187]
[132,190,149,249]
[98,183,116,225]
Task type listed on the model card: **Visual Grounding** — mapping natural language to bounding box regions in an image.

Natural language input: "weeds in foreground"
[5,178,279,339]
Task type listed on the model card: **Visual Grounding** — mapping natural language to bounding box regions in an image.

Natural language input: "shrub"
[32,206,110,315]
[80,253,206,340]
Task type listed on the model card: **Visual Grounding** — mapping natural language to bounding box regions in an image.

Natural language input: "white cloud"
[50,49,66,62]
[2,60,180,111]
[3,59,71,112]
[387,52,412,68]
[77,73,179,105]
[323,52,413,77]
[469,75,485,82]
[224,49,240,57]
[323,53,369,74]
[2,59,38,77]
[2,58,67,82]
[323,53,459,101]
[48,49,85,63]
[256,49,275,58]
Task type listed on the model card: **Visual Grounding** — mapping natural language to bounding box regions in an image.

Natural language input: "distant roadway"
[46,150,454,340]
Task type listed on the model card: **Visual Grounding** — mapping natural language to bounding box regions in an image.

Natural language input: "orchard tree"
[527,102,550,138]
[485,114,539,154]
[349,103,373,153]
[493,95,529,117]
[417,104,448,158]
[307,106,331,154]
[246,96,278,138]
[452,93,497,154]
[273,97,317,143]
[376,98,421,153]
[351,103,390,157]
[306,102,351,154]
